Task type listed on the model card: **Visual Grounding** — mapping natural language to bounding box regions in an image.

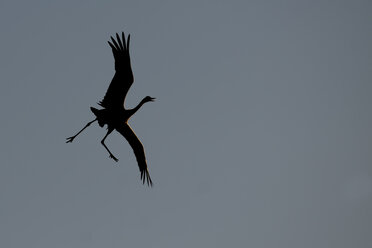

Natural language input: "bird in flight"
[66,32,154,186]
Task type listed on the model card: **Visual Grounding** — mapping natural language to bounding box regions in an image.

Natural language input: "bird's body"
[91,107,128,127]
[66,32,154,186]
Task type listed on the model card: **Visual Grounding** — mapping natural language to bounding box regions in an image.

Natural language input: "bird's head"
[143,96,156,103]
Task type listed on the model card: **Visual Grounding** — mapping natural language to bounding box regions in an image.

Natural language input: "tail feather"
[90,107,99,115]
[90,107,105,127]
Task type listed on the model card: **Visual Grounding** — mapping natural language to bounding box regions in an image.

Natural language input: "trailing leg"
[66,119,97,143]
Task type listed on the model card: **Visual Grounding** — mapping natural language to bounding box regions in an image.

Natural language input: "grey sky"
[1,0,371,247]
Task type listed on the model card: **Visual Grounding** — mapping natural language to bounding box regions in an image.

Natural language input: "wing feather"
[116,124,153,186]
[99,32,134,110]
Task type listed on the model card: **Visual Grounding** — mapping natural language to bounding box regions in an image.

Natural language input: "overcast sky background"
[0,1,371,247]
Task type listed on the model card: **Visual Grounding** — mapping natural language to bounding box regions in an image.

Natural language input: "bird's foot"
[110,154,119,162]
[66,136,75,143]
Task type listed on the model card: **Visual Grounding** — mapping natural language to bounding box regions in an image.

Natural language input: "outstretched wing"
[99,32,134,110]
[116,123,153,186]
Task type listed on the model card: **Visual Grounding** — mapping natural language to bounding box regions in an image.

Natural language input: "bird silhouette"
[66,32,154,186]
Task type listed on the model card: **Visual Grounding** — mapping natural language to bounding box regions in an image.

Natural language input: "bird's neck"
[129,99,146,116]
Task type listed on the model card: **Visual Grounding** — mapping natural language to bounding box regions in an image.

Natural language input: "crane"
[66,32,154,186]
